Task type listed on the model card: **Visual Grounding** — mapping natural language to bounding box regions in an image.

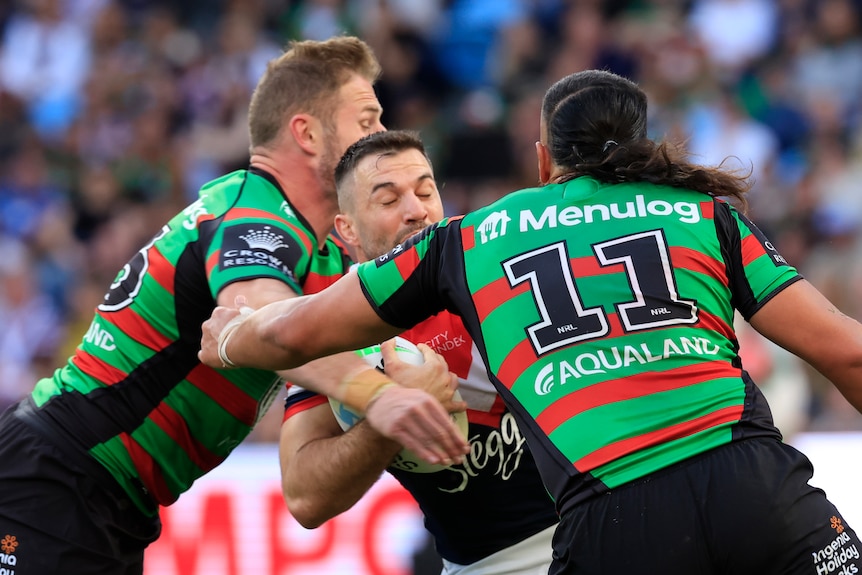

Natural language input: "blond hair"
[248,36,381,149]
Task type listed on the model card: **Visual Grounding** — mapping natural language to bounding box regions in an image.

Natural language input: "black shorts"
[550,437,860,575]
[0,401,161,575]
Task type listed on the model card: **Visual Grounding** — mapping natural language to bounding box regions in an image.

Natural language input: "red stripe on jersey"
[394,245,421,282]
[573,404,743,472]
[474,278,530,322]
[605,311,628,339]
[496,339,537,389]
[403,311,473,377]
[122,433,176,505]
[700,200,715,220]
[329,234,349,255]
[461,224,475,251]
[284,393,328,422]
[224,208,312,255]
[71,350,128,385]
[696,309,735,342]
[148,401,222,472]
[185,364,258,427]
[196,213,216,227]
[110,308,172,351]
[571,255,619,277]
[670,246,727,287]
[466,395,507,428]
[147,245,175,296]
[206,250,219,279]
[303,272,341,295]
[740,234,766,267]
[536,360,739,434]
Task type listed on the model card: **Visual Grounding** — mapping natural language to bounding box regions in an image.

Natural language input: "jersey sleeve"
[283,384,328,422]
[205,216,311,299]
[356,219,462,329]
[715,201,802,320]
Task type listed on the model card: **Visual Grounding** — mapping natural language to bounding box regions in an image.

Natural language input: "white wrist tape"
[216,306,254,369]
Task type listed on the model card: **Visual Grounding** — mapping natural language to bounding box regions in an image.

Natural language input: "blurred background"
[2,0,861,437]
[1,0,862,572]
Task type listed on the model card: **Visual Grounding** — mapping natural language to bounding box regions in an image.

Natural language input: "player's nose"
[403,193,429,222]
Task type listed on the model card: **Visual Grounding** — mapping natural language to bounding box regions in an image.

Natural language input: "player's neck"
[249,154,339,246]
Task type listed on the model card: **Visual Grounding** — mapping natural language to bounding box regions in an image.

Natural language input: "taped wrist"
[339,368,398,413]
[217,318,243,368]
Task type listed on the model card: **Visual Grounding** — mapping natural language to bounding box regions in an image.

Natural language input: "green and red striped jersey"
[357,177,800,513]
[29,168,349,514]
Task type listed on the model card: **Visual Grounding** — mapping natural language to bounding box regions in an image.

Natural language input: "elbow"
[284,494,330,529]
[282,475,337,529]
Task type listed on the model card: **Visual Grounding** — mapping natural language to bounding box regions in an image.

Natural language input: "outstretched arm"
[201,272,470,465]
[217,277,412,411]
[750,279,862,412]
[203,273,401,371]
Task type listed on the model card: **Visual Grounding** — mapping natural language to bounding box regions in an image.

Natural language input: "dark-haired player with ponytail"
[201,69,862,575]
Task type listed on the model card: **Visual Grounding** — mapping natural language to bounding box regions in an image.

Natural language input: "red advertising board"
[145,434,862,575]
[144,444,428,575]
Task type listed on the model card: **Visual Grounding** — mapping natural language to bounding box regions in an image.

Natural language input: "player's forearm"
[223,298,313,370]
[208,274,401,373]
[282,423,401,528]
[751,280,862,414]
[278,353,397,414]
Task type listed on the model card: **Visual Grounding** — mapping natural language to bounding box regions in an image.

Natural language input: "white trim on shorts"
[441,524,555,575]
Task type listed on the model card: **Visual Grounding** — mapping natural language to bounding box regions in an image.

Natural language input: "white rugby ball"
[329,336,469,473]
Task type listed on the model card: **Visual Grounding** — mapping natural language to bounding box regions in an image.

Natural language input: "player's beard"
[362,223,428,262]
[317,123,340,202]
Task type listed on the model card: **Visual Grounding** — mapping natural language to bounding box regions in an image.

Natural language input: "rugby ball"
[329,336,469,473]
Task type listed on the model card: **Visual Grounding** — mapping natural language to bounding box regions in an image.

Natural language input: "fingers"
[199,304,247,368]
[402,418,466,467]
[365,387,470,466]
[416,342,448,369]
[234,295,255,317]
[379,339,398,365]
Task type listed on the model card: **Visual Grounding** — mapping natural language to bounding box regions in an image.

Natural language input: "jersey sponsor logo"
[279,200,296,219]
[182,198,209,230]
[477,210,512,244]
[424,330,467,353]
[238,226,288,252]
[742,215,791,267]
[762,240,788,265]
[0,533,17,572]
[429,412,527,493]
[84,319,116,351]
[374,242,405,266]
[812,528,858,575]
[519,195,701,232]
[532,336,721,396]
[220,224,297,279]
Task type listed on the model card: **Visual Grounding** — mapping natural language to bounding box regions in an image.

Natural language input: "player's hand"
[379,340,466,414]
[365,386,470,466]
[199,296,253,368]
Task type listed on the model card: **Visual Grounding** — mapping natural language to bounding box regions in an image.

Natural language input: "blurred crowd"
[1,0,862,436]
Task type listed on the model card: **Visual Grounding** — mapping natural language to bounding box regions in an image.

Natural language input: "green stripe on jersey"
[29,169,347,513]
[593,424,732,489]
[457,178,793,485]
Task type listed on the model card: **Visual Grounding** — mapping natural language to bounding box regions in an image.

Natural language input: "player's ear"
[334,214,360,247]
[536,141,552,184]
[288,113,322,156]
